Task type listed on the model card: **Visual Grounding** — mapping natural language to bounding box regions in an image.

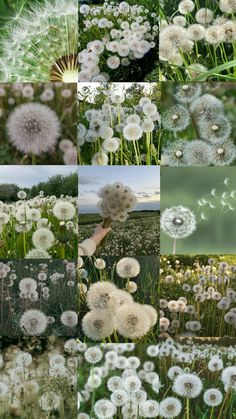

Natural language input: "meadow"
[78,82,160,165]
[159,338,236,419]
[0,83,77,165]
[0,260,78,336]
[79,211,160,256]
[77,343,159,418]
[159,256,236,338]
[0,336,78,418]
[79,0,158,82]
[78,255,158,343]
[160,0,236,82]
[0,171,78,259]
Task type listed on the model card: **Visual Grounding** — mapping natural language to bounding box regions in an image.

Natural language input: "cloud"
[79,176,100,185]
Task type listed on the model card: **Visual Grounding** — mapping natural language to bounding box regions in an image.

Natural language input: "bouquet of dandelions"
[161,205,197,254]
[160,0,236,81]
[97,182,137,249]
[78,89,160,166]
[161,84,236,167]
[79,1,158,82]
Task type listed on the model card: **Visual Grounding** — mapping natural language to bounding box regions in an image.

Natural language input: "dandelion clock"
[161,206,196,254]
[96,182,137,250]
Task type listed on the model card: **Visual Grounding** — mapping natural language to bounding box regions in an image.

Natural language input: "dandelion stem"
[31,154,36,165]
[186,398,190,419]
[210,407,215,419]
[173,238,177,255]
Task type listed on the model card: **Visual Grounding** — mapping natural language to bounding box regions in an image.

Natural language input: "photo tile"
[158,337,236,418]
[78,255,159,343]
[77,342,160,417]
[0,336,77,417]
[159,254,236,338]
[79,0,158,82]
[0,165,78,259]
[161,167,236,254]
[0,83,77,165]
[160,82,236,167]
[0,259,78,337]
[78,82,160,166]
[0,1,78,83]
[159,0,236,82]
[78,165,160,257]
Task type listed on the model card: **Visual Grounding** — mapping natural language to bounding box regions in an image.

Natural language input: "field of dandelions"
[161,167,236,254]
[78,256,158,342]
[159,338,236,419]
[79,212,160,256]
[159,257,236,338]
[79,0,158,82]
[160,0,236,81]
[0,173,78,259]
[77,343,160,418]
[0,0,78,83]
[78,82,160,165]
[0,83,77,165]
[0,260,78,336]
[0,336,78,418]
[160,83,236,167]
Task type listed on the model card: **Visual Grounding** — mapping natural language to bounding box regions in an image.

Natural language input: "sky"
[0,166,77,188]
[79,166,160,212]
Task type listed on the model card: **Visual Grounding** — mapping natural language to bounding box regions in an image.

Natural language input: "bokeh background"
[161,167,236,254]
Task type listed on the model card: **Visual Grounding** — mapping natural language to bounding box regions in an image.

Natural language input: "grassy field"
[79,211,160,256]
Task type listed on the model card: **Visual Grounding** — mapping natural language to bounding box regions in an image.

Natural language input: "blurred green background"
[161,167,236,254]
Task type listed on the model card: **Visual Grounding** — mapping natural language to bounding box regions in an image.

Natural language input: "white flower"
[173,373,203,398]
[7,103,60,155]
[159,397,182,418]
[53,201,75,220]
[123,123,143,141]
[161,206,196,239]
[203,389,223,407]
[116,257,140,278]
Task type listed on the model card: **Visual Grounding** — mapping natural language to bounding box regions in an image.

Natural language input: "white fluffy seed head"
[7,103,61,155]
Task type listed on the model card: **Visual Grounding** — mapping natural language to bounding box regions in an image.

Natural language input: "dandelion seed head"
[159,397,182,418]
[82,310,114,341]
[178,0,195,15]
[7,103,60,155]
[139,400,159,417]
[20,309,47,335]
[173,373,203,398]
[203,389,223,407]
[53,201,75,221]
[116,257,140,278]
[162,105,190,132]
[94,399,117,419]
[184,140,212,166]
[115,303,151,339]
[161,206,196,239]
[161,140,188,166]
[195,8,214,24]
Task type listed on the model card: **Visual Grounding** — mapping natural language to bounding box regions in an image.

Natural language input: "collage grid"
[0,0,235,418]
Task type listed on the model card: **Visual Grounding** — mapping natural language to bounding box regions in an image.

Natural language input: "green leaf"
[194,60,236,81]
